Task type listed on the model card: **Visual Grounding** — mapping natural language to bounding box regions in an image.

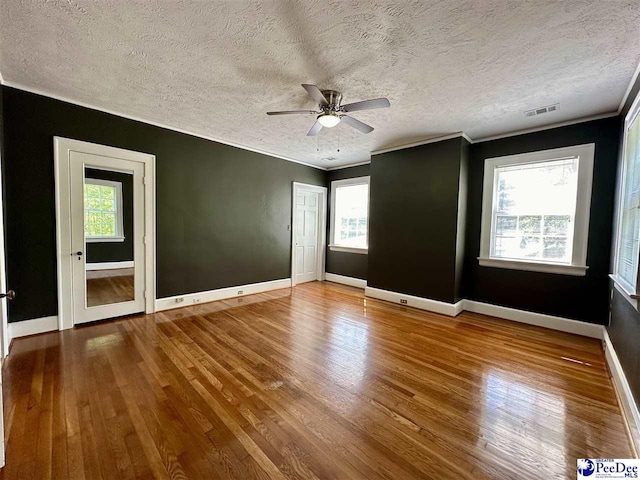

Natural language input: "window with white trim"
[612,93,640,302]
[84,178,125,242]
[479,144,595,276]
[329,176,369,254]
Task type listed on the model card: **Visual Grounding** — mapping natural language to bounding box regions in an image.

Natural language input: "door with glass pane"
[70,152,145,324]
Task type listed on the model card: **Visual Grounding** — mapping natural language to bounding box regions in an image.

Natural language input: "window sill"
[478,257,588,276]
[86,237,125,243]
[329,245,368,255]
[609,274,640,309]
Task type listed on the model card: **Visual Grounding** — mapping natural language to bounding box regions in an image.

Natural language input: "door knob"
[0,290,16,300]
[72,251,83,256]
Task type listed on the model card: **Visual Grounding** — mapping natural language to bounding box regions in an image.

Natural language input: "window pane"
[617,113,640,288]
[519,215,541,234]
[84,182,120,238]
[543,236,568,260]
[334,182,369,248]
[87,212,102,236]
[543,215,570,235]
[86,196,101,210]
[101,213,116,236]
[491,157,578,263]
[520,236,541,258]
[495,215,517,236]
[85,184,101,198]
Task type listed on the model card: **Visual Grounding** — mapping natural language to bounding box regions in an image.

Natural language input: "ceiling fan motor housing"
[321,90,343,111]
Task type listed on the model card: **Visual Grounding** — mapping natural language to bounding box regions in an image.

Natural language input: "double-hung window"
[479,144,595,275]
[612,93,640,303]
[84,178,125,242]
[329,176,370,254]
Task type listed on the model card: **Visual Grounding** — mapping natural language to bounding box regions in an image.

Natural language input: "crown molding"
[326,160,371,171]
[0,80,327,171]
[471,112,619,144]
[371,132,470,155]
[618,60,640,114]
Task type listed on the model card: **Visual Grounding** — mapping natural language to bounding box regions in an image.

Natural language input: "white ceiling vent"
[524,104,559,117]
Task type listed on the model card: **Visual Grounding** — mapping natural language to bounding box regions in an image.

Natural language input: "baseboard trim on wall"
[463,300,604,339]
[603,329,640,455]
[325,273,367,289]
[365,286,464,317]
[85,261,135,271]
[8,315,58,341]
[155,278,292,312]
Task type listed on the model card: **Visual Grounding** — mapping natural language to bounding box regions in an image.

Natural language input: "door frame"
[54,137,156,330]
[291,182,327,286]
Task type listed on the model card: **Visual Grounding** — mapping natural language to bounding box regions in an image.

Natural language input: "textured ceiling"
[1,1,639,168]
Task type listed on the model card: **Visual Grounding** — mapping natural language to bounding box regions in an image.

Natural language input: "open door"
[0,129,11,468]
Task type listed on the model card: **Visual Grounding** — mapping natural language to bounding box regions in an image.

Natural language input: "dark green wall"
[2,86,325,323]
[609,288,640,403]
[368,137,468,303]
[325,164,370,280]
[464,116,620,324]
[85,168,134,264]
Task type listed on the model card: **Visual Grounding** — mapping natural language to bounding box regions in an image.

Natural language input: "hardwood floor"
[1,281,632,479]
[86,268,135,307]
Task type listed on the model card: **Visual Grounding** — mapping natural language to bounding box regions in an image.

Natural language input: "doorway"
[291,182,327,286]
[54,138,156,329]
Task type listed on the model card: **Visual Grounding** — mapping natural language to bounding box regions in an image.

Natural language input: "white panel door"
[294,191,319,284]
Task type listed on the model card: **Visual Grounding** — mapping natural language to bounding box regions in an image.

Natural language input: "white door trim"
[291,182,327,287]
[54,137,156,330]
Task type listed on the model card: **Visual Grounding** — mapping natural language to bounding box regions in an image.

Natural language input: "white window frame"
[478,143,595,276]
[84,178,125,243]
[611,90,640,306]
[329,176,370,254]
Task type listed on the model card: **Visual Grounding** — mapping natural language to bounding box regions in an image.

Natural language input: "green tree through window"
[84,180,122,239]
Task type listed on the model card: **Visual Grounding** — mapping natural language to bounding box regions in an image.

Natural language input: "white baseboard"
[325,273,367,289]
[8,315,58,341]
[86,261,134,271]
[603,329,640,455]
[365,286,464,317]
[155,278,292,312]
[464,300,604,339]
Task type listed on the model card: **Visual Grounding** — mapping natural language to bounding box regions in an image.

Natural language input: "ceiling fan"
[267,84,390,136]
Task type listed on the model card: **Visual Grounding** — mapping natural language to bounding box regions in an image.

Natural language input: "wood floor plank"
[1,281,634,479]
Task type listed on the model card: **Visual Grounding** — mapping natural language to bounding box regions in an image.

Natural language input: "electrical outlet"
[237,290,244,295]
[400,299,408,305]
[175,297,184,304]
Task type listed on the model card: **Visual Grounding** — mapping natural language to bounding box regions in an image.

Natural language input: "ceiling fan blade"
[341,98,390,112]
[341,115,374,134]
[307,121,323,136]
[302,84,328,106]
[267,110,317,115]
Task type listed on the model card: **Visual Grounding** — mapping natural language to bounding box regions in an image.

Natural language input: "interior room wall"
[607,72,640,408]
[368,137,469,304]
[1,86,325,323]
[464,116,621,324]
[84,168,134,264]
[325,164,370,280]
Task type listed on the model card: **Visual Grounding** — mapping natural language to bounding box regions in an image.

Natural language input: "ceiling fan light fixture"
[317,113,341,128]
